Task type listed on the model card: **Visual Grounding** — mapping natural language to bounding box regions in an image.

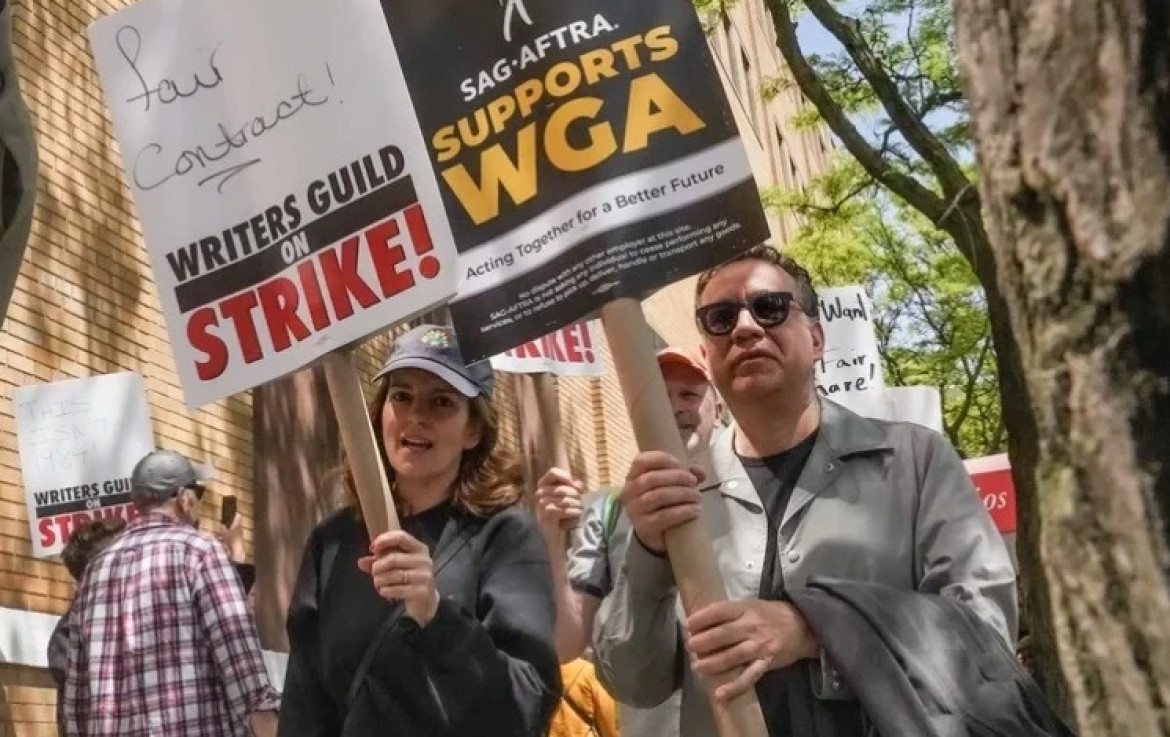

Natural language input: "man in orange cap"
[535,347,723,737]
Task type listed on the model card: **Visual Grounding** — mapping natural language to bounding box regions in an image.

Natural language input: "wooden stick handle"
[323,349,399,538]
[532,372,576,533]
[532,373,570,470]
[600,298,769,737]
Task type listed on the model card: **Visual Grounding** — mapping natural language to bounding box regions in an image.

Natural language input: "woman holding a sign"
[279,325,560,737]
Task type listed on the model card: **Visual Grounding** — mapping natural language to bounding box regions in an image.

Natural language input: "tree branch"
[869,218,951,343]
[904,0,929,109]
[921,90,965,115]
[799,0,973,197]
[792,178,873,216]
[764,0,951,223]
[950,331,993,439]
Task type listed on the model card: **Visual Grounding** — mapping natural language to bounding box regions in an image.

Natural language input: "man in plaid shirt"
[62,450,280,737]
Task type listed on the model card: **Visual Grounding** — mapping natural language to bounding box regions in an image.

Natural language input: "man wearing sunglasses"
[594,245,1016,737]
[62,450,279,737]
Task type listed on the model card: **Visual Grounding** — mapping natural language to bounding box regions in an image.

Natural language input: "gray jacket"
[568,492,682,737]
[593,400,1017,737]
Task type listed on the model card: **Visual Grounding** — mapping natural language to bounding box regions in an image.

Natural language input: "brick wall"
[0,665,56,737]
[1,0,256,731]
[0,0,828,733]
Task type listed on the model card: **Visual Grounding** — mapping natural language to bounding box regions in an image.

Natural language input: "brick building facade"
[0,0,829,733]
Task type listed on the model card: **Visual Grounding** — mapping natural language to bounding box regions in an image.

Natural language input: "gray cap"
[130,450,211,503]
[374,325,494,398]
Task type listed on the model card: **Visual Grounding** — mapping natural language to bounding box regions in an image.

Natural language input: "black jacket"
[789,579,1076,737]
[278,504,561,737]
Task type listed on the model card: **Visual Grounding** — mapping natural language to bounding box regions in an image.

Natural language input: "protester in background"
[536,347,723,737]
[62,450,279,737]
[595,246,1017,737]
[48,517,126,733]
[280,325,560,737]
[547,656,620,737]
[216,514,257,614]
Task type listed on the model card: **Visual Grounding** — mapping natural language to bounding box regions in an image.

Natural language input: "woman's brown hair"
[342,375,525,518]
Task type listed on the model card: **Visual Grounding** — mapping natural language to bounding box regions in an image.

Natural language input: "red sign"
[489,321,604,377]
[965,454,1017,535]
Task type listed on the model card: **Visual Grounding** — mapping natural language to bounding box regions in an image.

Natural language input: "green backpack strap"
[601,488,622,541]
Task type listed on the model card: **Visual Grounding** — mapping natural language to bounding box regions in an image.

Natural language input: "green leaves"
[772,163,1004,457]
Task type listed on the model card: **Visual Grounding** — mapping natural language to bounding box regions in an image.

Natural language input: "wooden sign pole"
[600,298,768,737]
[322,349,400,537]
[532,372,570,471]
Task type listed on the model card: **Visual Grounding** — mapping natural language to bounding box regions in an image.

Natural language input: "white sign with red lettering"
[490,321,604,377]
[965,453,1017,535]
[13,373,155,558]
[88,0,457,407]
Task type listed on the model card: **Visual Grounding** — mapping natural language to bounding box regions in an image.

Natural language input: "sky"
[788,2,966,164]
[793,3,887,144]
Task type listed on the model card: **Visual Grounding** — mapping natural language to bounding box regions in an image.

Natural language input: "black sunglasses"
[695,291,799,336]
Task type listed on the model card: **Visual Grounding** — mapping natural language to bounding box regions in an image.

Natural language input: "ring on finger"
[400,569,409,586]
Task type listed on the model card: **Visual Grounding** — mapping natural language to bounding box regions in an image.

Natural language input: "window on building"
[741,48,751,96]
[776,125,792,189]
[730,40,745,103]
[742,48,769,135]
[768,124,783,186]
[721,12,734,70]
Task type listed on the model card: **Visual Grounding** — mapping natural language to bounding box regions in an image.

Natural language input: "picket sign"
[12,373,156,558]
[490,321,604,377]
[86,0,465,537]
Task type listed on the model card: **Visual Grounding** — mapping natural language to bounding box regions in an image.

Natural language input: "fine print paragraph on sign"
[483,216,743,334]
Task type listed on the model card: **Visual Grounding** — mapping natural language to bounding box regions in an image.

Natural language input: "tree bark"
[955,2,1170,735]
[253,366,343,651]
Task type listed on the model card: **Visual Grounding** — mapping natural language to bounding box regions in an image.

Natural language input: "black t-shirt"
[742,432,851,737]
[738,430,818,599]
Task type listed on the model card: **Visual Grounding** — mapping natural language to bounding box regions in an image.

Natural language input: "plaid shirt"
[62,513,279,737]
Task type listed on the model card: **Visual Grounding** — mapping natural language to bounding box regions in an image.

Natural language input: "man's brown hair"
[695,244,820,321]
[62,517,127,581]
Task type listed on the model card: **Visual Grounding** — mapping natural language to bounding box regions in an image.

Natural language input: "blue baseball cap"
[373,325,494,398]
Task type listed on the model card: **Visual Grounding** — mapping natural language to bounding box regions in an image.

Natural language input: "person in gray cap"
[280,324,559,737]
[61,450,279,737]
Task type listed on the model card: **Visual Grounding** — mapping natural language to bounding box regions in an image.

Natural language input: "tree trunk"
[954,2,1170,735]
[253,366,343,651]
[941,198,1073,719]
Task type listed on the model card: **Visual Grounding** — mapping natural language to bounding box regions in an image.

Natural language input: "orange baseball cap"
[656,347,710,383]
